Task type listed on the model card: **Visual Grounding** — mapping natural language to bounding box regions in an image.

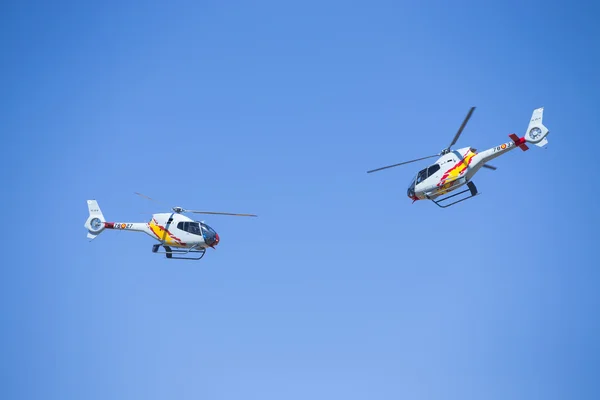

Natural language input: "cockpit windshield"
[407,176,416,198]
[200,222,218,246]
[416,168,428,184]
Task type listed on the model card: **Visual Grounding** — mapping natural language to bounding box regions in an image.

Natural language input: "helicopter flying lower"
[84,193,257,260]
[367,107,550,207]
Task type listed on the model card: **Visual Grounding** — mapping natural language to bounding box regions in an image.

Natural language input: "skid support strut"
[427,181,479,208]
[152,244,207,260]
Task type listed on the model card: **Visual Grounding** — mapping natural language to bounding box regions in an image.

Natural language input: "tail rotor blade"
[482,164,497,170]
[367,154,439,174]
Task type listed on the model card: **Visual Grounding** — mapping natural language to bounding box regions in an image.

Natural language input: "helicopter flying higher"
[84,192,257,260]
[367,107,550,208]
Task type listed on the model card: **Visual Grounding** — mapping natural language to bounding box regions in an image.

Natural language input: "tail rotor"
[524,107,549,147]
[84,200,106,240]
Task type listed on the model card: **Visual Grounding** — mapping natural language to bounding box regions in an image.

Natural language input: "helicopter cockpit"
[177,221,220,246]
[200,222,219,247]
[407,163,441,199]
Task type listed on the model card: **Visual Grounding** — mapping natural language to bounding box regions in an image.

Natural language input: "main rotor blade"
[134,192,169,208]
[186,210,258,217]
[482,164,497,170]
[446,106,476,151]
[367,155,439,173]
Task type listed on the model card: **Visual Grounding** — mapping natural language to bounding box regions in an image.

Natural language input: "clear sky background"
[2,1,599,399]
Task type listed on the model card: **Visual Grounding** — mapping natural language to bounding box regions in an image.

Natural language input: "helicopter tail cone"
[508,107,550,152]
[524,107,549,148]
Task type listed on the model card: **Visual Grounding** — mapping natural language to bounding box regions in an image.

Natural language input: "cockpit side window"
[427,164,440,177]
[188,222,201,235]
[177,221,202,235]
[416,164,441,184]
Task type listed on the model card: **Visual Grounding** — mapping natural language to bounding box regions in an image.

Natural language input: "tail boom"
[84,200,151,241]
[469,107,550,174]
[103,222,150,233]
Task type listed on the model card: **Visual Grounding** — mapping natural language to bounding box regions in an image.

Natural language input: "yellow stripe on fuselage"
[440,151,476,184]
[148,220,182,246]
[434,150,476,195]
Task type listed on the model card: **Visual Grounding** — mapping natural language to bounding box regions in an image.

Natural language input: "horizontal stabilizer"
[509,133,529,151]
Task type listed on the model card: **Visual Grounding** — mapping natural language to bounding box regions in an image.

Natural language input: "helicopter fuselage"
[103,212,220,249]
[368,107,549,208]
[84,197,257,259]
[408,137,523,201]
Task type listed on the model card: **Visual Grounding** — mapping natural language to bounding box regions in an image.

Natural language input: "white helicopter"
[367,107,550,207]
[84,193,257,260]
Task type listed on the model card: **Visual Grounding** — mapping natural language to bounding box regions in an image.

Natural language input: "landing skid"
[152,244,207,260]
[427,181,479,208]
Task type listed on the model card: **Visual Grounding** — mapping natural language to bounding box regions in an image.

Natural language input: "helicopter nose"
[407,189,418,201]
[214,233,220,246]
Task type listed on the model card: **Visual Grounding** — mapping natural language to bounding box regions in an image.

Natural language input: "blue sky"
[2,0,599,398]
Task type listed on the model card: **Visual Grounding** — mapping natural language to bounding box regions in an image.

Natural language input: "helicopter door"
[427,164,441,179]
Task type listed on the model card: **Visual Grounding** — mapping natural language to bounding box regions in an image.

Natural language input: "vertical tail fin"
[84,200,106,240]
[524,107,549,147]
